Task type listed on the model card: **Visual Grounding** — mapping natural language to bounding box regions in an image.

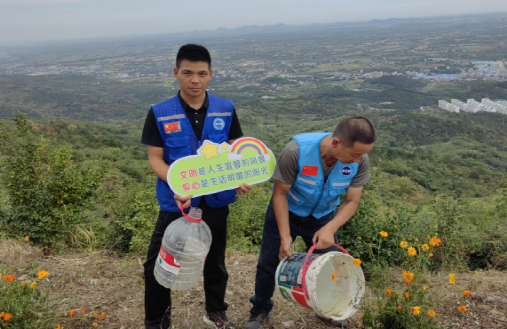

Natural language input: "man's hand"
[312,225,336,250]
[279,236,293,261]
[174,194,193,209]
[235,183,252,195]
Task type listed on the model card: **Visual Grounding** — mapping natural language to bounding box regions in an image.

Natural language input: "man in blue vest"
[141,44,251,329]
[245,117,376,329]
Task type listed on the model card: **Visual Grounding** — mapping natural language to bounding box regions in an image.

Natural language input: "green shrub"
[0,267,57,329]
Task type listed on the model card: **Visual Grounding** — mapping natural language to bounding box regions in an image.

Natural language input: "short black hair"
[176,44,211,69]
[333,116,376,147]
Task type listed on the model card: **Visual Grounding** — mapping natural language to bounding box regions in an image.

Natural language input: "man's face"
[332,139,374,164]
[174,60,213,98]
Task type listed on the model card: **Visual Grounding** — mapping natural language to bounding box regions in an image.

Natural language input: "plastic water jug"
[154,207,212,290]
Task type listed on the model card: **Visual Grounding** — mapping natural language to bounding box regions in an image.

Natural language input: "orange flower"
[458,306,468,313]
[99,312,106,320]
[21,281,25,285]
[30,282,37,289]
[93,311,98,319]
[397,306,403,312]
[4,313,12,321]
[82,308,87,314]
[421,244,430,251]
[380,231,388,237]
[449,273,456,285]
[54,325,61,329]
[385,289,392,297]
[422,286,427,291]
[407,247,417,256]
[70,310,76,317]
[353,259,361,266]
[38,270,49,279]
[404,292,409,299]
[400,241,408,248]
[428,309,437,318]
[429,253,434,258]
[429,236,441,247]
[4,274,14,282]
[24,236,30,242]
[332,273,337,281]
[0,312,4,319]
[463,290,472,296]
[410,306,421,315]
[92,323,99,328]
[402,271,414,285]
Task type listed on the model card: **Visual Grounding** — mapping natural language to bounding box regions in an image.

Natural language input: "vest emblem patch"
[213,118,225,130]
[340,165,353,177]
[301,165,318,176]
[164,121,181,134]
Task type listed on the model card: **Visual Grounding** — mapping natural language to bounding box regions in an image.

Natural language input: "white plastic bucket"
[275,250,365,321]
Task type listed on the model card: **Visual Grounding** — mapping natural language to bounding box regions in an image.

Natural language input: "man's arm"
[312,186,363,250]
[147,145,192,208]
[272,180,293,260]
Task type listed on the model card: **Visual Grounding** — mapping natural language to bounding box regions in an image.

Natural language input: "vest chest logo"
[164,121,181,134]
[340,165,353,177]
[301,165,318,176]
[213,118,225,130]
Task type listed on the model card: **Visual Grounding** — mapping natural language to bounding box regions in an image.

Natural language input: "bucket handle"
[301,243,351,300]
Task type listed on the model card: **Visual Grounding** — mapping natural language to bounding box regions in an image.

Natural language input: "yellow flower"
[410,306,421,315]
[93,311,98,319]
[30,282,37,289]
[92,323,99,328]
[429,236,441,247]
[24,236,30,242]
[421,244,430,251]
[353,259,362,266]
[407,247,417,256]
[428,309,437,318]
[400,241,408,248]
[402,271,414,285]
[38,270,49,279]
[380,231,388,237]
[463,290,472,296]
[332,273,337,281]
[449,273,456,285]
[458,306,467,313]
[422,286,427,291]
[429,253,434,258]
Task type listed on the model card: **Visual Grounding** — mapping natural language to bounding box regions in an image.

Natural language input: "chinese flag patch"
[164,122,180,133]
[301,165,318,176]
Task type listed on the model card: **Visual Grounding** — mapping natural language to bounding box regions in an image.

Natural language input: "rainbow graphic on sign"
[230,138,268,156]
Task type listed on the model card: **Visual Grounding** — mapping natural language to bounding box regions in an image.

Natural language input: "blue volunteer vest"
[152,94,237,212]
[287,133,359,219]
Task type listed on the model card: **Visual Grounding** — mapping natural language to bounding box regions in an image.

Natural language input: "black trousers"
[144,198,230,329]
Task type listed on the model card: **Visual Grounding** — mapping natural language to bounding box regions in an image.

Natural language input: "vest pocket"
[166,137,192,161]
[287,188,305,205]
[296,176,317,195]
[328,180,350,197]
[207,133,228,144]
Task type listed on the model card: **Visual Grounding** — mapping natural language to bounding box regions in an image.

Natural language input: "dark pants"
[144,198,230,329]
[250,200,338,313]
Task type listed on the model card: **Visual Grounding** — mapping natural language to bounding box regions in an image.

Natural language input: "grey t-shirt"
[273,140,371,187]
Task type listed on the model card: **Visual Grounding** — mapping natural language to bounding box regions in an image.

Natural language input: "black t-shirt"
[141,92,243,147]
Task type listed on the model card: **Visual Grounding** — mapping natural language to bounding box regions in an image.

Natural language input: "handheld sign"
[167,137,276,197]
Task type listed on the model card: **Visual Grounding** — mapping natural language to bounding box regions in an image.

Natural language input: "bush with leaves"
[0,267,57,329]
[0,114,105,255]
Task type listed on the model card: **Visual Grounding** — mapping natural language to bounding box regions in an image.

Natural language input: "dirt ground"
[1,240,506,329]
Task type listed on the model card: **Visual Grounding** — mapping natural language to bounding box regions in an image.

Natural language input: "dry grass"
[1,239,506,329]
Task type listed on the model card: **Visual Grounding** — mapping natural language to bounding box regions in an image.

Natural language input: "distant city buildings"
[407,61,507,81]
[438,98,507,115]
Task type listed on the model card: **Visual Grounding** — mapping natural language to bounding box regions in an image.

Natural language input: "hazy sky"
[1,0,506,46]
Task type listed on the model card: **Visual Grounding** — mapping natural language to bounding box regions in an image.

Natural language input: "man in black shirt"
[141,44,250,329]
